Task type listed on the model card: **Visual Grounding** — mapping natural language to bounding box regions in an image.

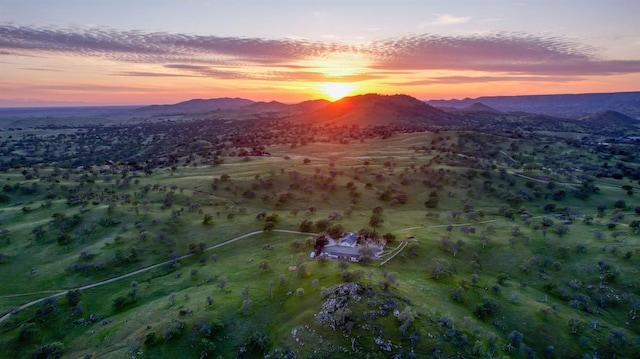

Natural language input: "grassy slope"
[0,131,638,358]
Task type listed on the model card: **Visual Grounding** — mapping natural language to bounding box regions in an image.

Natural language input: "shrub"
[161,319,185,342]
[425,197,438,208]
[112,294,136,311]
[144,332,158,347]
[474,298,498,320]
[246,331,270,354]
[315,219,330,232]
[299,219,313,232]
[17,323,38,343]
[33,342,64,359]
[613,200,626,209]
[263,220,275,231]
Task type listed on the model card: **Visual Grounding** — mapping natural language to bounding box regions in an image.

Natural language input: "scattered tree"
[430,260,452,280]
[202,213,213,225]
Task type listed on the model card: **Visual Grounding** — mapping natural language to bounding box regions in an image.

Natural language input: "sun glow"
[321,82,355,101]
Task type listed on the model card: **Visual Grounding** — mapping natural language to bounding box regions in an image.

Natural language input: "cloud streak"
[21,67,64,72]
[390,75,579,86]
[366,33,640,75]
[1,24,639,80]
[0,24,349,65]
[114,71,199,78]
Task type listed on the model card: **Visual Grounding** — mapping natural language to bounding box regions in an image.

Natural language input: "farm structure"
[313,232,385,262]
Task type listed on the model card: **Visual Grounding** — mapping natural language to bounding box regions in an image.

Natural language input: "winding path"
[379,241,407,266]
[0,229,316,325]
[0,215,553,324]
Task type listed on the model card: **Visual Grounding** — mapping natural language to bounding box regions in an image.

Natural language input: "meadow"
[0,126,638,358]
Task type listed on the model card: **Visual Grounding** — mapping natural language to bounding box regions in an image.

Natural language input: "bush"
[474,298,498,320]
[112,294,136,311]
[263,220,275,231]
[200,338,216,357]
[17,323,38,343]
[161,319,185,342]
[613,200,626,209]
[424,197,438,208]
[327,223,345,239]
[299,219,313,232]
[33,342,64,359]
[369,214,384,227]
[144,332,158,347]
[57,233,72,245]
[246,331,270,354]
[66,289,82,307]
[382,232,396,243]
[315,219,330,232]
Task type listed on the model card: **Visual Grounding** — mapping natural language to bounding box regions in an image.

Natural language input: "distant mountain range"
[135,91,639,123]
[426,91,640,119]
[135,97,331,119]
[1,91,639,130]
[136,97,255,114]
[134,94,455,126]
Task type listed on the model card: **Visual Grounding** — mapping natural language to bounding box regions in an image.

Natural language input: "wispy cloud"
[114,71,199,77]
[366,33,640,75]
[430,14,472,26]
[391,75,579,86]
[20,67,64,72]
[162,64,247,79]
[0,24,350,65]
[1,24,639,81]
[0,83,154,92]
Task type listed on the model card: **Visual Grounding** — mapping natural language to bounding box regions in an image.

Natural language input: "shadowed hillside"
[288,99,331,112]
[460,102,502,114]
[290,93,456,126]
[578,110,640,127]
[137,97,255,114]
[427,91,640,119]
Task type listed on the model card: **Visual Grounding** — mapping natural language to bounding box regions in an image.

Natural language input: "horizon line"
[2,89,640,109]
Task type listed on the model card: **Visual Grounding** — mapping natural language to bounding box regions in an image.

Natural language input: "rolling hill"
[578,110,640,127]
[289,93,455,126]
[3,91,640,131]
[288,99,331,112]
[459,102,502,114]
[426,91,640,119]
[134,98,331,120]
[135,97,255,115]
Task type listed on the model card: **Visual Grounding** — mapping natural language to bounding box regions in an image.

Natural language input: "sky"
[1,0,639,106]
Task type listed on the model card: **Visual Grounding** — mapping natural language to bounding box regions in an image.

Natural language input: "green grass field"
[0,131,639,358]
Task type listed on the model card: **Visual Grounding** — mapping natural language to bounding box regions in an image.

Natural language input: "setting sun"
[321,82,355,101]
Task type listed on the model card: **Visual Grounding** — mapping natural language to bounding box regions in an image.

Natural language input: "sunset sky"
[1,0,639,106]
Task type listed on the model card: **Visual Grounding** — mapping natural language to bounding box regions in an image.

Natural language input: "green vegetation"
[0,118,639,358]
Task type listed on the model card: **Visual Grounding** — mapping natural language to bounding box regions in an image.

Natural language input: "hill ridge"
[287,93,455,126]
[425,91,640,119]
[579,109,640,127]
[136,97,255,113]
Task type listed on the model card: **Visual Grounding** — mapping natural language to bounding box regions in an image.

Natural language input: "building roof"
[323,245,360,259]
[339,232,358,246]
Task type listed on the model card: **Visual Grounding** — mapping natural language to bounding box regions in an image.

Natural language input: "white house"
[338,232,358,247]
